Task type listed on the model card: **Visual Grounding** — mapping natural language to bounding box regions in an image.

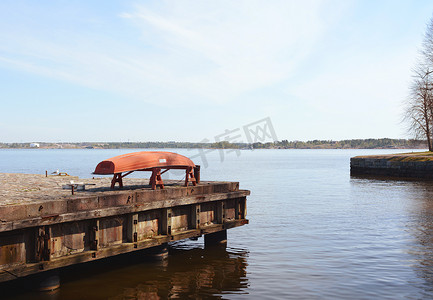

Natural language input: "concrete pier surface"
[0,173,249,286]
[350,152,433,179]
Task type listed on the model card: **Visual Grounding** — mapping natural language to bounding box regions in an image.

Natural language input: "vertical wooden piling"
[161,208,173,236]
[90,220,99,251]
[191,204,201,229]
[204,230,227,247]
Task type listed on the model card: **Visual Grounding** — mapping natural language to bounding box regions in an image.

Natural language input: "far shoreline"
[0,147,428,150]
[0,138,428,150]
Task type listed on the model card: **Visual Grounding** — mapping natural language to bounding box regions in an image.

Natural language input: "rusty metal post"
[111,173,124,189]
[185,167,197,187]
[150,168,164,190]
[194,165,200,184]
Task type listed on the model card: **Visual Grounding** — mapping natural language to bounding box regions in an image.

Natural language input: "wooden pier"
[0,173,249,288]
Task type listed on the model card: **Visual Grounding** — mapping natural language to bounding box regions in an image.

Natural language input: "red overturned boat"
[93,151,200,189]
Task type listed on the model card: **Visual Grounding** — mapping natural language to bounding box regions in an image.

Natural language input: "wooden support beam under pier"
[0,173,249,285]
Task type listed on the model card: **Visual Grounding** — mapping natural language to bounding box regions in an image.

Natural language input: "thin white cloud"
[0,0,343,106]
[123,0,332,102]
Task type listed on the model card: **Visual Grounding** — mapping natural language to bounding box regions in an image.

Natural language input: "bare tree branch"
[404,16,433,151]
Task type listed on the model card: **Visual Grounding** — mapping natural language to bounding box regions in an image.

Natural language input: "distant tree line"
[0,139,426,149]
[252,138,424,149]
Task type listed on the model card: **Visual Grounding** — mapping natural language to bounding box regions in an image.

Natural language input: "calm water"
[2,148,433,299]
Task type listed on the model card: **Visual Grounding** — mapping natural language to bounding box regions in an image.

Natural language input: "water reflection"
[3,240,249,300]
[351,175,433,296]
[403,181,433,292]
[109,242,249,299]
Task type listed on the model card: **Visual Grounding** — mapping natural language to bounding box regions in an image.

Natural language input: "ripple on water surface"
[3,149,433,299]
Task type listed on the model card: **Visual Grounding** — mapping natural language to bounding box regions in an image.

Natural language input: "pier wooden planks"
[0,173,249,283]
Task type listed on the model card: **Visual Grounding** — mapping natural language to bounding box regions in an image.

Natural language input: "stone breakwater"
[350,154,433,179]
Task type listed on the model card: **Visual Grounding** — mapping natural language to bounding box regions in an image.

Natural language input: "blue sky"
[1,0,433,143]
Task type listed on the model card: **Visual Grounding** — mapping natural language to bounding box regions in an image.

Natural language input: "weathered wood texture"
[0,173,249,283]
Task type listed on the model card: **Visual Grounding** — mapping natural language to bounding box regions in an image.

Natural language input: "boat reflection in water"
[6,239,249,300]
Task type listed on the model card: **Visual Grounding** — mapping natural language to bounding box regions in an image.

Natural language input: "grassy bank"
[354,151,433,162]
